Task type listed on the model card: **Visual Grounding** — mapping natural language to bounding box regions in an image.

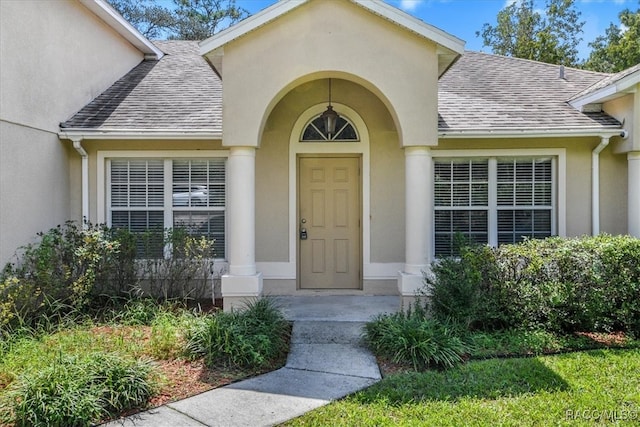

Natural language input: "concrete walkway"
[104,296,398,427]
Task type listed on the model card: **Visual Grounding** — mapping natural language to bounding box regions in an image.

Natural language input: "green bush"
[364,307,471,370]
[2,352,155,427]
[185,298,290,368]
[96,227,139,297]
[137,227,216,301]
[426,235,640,336]
[0,222,119,333]
[0,223,219,336]
[426,244,505,330]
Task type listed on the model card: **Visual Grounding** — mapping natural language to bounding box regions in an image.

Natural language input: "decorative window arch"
[300,114,359,142]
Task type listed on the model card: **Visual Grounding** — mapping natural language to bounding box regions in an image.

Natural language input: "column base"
[221,272,263,312]
[397,271,429,311]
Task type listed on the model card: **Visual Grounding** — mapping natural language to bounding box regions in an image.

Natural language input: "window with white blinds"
[434,157,555,257]
[496,158,553,245]
[108,158,226,259]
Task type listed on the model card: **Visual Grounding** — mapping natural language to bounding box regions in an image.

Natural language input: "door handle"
[300,228,308,240]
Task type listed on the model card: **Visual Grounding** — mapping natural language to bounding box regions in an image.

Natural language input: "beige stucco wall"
[0,122,73,263]
[435,136,628,236]
[599,143,628,234]
[0,0,142,131]
[0,0,144,265]
[213,0,439,151]
[605,91,638,153]
[256,78,404,265]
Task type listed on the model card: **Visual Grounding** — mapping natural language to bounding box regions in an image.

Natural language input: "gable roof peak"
[199,0,464,76]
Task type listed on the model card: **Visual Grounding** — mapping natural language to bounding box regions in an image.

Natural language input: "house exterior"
[0,0,163,267]
[1,0,638,310]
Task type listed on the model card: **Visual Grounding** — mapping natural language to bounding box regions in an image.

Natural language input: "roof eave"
[569,71,640,111]
[59,129,222,140]
[80,0,164,60]
[351,0,464,55]
[199,0,303,55]
[438,127,624,139]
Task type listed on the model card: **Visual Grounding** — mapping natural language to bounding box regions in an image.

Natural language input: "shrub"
[496,235,640,333]
[185,298,290,368]
[0,222,119,333]
[95,227,139,297]
[0,223,220,336]
[137,227,216,301]
[2,352,155,427]
[426,244,505,330]
[426,235,640,336]
[364,307,471,370]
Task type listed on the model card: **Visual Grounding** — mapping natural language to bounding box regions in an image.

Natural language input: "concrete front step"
[275,295,398,322]
[286,343,381,378]
[290,320,367,344]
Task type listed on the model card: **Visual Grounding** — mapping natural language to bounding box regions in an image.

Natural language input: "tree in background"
[584,7,640,73]
[172,0,247,40]
[109,0,176,39]
[477,0,584,67]
[108,0,248,40]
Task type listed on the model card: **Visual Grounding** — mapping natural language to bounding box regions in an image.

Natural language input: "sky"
[230,0,637,61]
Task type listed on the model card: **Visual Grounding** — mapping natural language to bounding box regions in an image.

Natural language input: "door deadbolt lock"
[300,228,308,240]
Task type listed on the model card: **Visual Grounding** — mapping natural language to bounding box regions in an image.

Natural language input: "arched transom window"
[301,114,359,142]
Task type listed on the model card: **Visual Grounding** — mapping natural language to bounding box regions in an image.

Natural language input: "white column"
[628,151,640,237]
[227,146,256,275]
[221,146,262,310]
[398,146,432,299]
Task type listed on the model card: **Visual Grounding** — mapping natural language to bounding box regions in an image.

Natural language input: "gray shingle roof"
[569,62,640,101]
[62,43,621,134]
[61,41,222,131]
[438,51,621,131]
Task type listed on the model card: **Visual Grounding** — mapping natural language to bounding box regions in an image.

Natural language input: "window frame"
[300,114,360,142]
[97,150,229,260]
[431,149,566,258]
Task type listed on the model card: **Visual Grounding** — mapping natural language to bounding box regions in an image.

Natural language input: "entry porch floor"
[272,295,400,321]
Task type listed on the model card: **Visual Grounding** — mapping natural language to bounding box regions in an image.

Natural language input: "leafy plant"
[138,227,216,301]
[0,222,119,334]
[426,242,505,330]
[365,308,471,370]
[2,352,155,427]
[185,298,290,368]
[425,235,640,336]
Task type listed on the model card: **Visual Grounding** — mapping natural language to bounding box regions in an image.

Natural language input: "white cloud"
[400,0,424,11]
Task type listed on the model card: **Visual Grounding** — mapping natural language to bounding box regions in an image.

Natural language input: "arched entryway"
[291,103,369,290]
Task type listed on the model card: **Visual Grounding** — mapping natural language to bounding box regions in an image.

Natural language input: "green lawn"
[285,349,640,426]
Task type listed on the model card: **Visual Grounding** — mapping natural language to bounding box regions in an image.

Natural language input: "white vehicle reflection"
[172,185,208,206]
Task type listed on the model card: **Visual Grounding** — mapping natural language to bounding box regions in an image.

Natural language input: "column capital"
[403,146,432,157]
[628,151,640,161]
[229,146,257,157]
